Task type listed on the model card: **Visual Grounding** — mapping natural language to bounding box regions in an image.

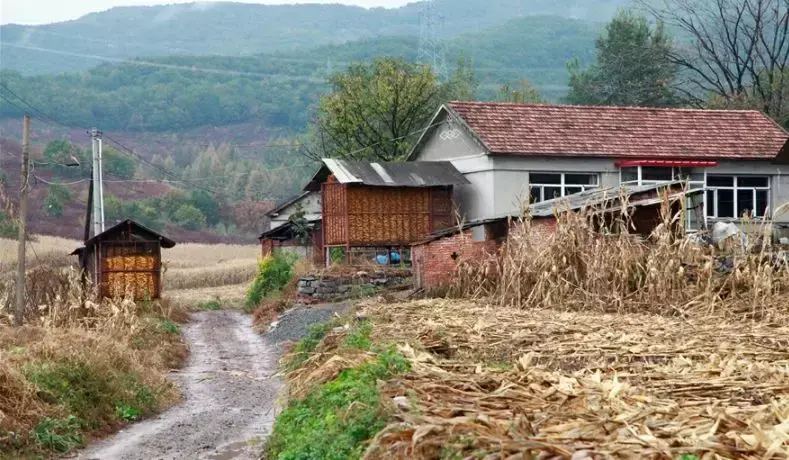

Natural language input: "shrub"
[245,253,297,309]
[44,183,71,218]
[0,210,18,238]
[172,204,207,231]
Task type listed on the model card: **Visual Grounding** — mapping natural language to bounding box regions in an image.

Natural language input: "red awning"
[615,160,718,167]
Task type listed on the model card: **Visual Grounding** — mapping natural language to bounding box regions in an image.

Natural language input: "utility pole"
[90,128,105,236]
[15,114,30,327]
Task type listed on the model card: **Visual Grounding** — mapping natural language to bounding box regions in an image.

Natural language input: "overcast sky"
[1,0,411,25]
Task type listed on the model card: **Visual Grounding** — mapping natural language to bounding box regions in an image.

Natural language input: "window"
[706,175,769,218]
[620,166,704,186]
[528,172,598,203]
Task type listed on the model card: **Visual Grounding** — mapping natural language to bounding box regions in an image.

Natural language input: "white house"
[408,101,789,237]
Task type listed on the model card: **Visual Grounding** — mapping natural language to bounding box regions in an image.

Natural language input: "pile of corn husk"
[360,299,789,459]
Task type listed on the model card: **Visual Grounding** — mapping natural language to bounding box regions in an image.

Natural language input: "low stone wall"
[296,269,412,303]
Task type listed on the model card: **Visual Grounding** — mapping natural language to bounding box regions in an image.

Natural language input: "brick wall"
[261,238,274,257]
[412,217,557,290]
[412,230,500,290]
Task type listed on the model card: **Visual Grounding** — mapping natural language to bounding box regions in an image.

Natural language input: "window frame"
[528,172,599,203]
[705,174,770,219]
[619,166,704,187]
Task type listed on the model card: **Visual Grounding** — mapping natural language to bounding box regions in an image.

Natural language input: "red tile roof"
[447,101,789,160]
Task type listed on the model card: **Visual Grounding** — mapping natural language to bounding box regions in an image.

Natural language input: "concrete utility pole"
[90,128,105,236]
[15,114,30,327]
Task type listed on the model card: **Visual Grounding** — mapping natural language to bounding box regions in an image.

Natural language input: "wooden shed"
[71,219,176,300]
[305,159,469,264]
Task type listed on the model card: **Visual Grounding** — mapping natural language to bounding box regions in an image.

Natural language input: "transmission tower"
[418,0,448,81]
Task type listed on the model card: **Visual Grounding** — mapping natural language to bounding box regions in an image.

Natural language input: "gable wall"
[270,191,322,230]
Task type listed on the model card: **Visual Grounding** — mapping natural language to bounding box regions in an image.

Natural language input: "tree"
[307,57,443,162]
[497,80,545,103]
[188,190,222,226]
[287,202,310,245]
[44,183,72,217]
[644,0,789,125]
[565,10,681,107]
[103,147,137,179]
[444,54,478,101]
[172,204,207,231]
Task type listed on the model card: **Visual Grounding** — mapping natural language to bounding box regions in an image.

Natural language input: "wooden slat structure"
[306,159,469,264]
[71,219,176,300]
[323,181,454,246]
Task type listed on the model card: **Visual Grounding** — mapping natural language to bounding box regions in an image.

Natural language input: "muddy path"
[78,310,282,460]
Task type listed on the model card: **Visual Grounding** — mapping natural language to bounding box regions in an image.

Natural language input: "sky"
[1,0,411,26]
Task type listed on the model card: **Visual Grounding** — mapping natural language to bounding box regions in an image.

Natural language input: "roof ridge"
[446,100,765,115]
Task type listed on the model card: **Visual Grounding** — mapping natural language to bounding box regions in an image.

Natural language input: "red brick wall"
[261,238,274,257]
[412,230,500,290]
[412,217,558,290]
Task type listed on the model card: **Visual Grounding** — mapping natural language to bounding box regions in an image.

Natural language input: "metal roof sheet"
[305,159,470,190]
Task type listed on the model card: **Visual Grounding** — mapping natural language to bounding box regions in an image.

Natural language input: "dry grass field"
[0,235,261,456]
[0,236,260,305]
[273,207,789,459]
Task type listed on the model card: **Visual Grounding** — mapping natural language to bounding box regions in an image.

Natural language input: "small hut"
[71,219,176,300]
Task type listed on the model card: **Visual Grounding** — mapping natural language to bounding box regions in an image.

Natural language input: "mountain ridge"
[0,0,629,75]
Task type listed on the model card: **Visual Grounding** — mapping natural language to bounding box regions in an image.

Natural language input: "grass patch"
[285,322,334,370]
[341,321,373,351]
[33,416,83,453]
[198,300,222,311]
[23,359,160,433]
[267,349,410,460]
[158,318,180,334]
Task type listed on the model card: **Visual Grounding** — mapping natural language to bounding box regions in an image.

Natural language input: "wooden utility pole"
[15,114,30,327]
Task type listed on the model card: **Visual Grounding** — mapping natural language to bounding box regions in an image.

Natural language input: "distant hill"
[0,15,601,134]
[0,0,627,75]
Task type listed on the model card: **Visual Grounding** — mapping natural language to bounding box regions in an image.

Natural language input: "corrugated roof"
[528,181,703,217]
[305,159,469,190]
[446,101,789,160]
[412,182,703,245]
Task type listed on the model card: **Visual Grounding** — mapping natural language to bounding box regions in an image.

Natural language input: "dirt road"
[78,310,282,460]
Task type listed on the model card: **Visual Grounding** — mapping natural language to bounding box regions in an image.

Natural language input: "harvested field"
[0,235,79,274]
[357,299,789,459]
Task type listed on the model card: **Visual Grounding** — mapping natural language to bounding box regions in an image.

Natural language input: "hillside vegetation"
[0,16,600,133]
[0,0,626,75]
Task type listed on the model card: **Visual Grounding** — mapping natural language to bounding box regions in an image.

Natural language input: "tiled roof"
[447,101,789,160]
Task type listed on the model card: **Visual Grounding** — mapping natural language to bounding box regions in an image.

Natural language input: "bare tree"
[643,0,789,123]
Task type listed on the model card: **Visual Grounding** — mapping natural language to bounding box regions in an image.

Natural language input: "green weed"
[342,322,373,351]
[24,359,160,434]
[115,403,143,421]
[33,416,83,453]
[24,360,110,423]
[198,300,222,311]
[245,253,297,310]
[158,318,180,334]
[351,284,377,299]
[285,322,334,370]
[267,349,410,460]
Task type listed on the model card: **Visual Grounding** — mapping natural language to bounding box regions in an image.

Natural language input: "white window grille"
[705,175,769,219]
[619,166,704,188]
[528,173,599,203]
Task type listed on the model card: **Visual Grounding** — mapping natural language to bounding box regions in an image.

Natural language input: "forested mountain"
[1,0,628,75]
[0,15,600,133]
